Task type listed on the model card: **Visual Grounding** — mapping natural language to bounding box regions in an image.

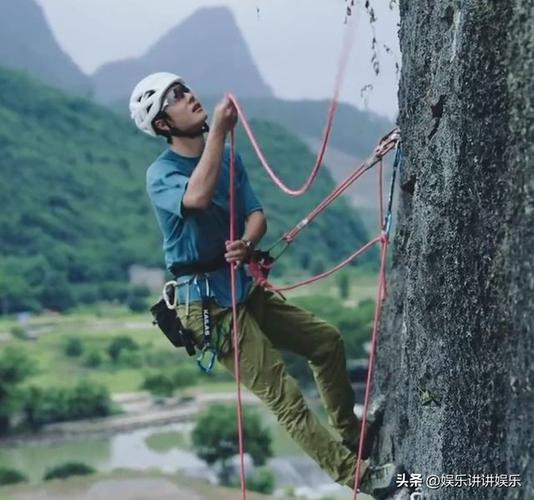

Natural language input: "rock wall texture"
[374,1,533,499]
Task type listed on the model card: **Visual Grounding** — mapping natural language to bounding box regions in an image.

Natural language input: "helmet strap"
[152,112,209,140]
[168,122,210,139]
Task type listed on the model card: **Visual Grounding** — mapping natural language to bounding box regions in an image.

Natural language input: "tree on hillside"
[191,404,273,485]
[372,2,533,498]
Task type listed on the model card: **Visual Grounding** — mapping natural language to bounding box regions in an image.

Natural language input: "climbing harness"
[152,273,219,374]
[161,254,232,374]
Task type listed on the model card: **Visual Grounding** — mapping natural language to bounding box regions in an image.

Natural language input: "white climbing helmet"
[129,72,184,137]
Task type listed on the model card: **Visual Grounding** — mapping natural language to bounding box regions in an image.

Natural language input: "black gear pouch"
[149,298,196,356]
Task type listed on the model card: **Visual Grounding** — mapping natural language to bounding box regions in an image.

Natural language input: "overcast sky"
[35,0,400,119]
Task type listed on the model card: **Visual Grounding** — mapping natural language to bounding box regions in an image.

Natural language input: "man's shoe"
[358,462,404,499]
[343,395,386,459]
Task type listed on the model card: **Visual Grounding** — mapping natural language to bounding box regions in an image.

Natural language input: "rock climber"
[129,72,398,497]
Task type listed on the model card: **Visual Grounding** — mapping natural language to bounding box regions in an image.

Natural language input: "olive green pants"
[177,283,368,486]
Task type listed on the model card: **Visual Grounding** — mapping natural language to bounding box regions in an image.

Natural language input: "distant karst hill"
[0,0,92,96]
[92,7,273,104]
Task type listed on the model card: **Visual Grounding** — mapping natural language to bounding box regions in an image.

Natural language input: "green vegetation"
[172,364,200,388]
[192,403,273,485]
[0,306,230,398]
[246,466,276,494]
[141,412,303,459]
[141,373,177,398]
[23,380,113,429]
[336,271,351,299]
[0,266,377,406]
[107,335,139,363]
[9,325,27,340]
[141,365,198,397]
[0,66,373,315]
[43,462,96,481]
[0,467,28,486]
[84,349,103,367]
[63,337,84,357]
[0,346,34,434]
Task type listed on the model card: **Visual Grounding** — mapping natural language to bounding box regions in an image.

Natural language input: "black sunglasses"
[161,83,191,109]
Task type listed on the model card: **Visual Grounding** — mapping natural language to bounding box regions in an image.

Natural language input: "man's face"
[160,82,208,134]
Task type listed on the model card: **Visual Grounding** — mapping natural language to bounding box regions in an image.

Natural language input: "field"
[0,469,299,500]
[0,267,379,395]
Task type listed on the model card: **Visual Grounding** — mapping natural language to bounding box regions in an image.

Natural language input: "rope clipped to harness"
[247,250,274,287]
[245,129,401,294]
[227,115,403,500]
[228,128,248,499]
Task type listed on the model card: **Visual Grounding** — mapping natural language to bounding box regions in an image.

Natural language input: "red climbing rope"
[226,23,356,196]
[352,232,389,500]
[229,130,248,499]
[223,12,401,498]
[223,18,362,499]
[256,235,382,293]
[245,129,399,297]
[282,133,398,243]
[228,120,401,499]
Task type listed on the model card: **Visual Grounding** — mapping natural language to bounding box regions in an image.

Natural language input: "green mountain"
[0,67,373,313]
[0,0,92,96]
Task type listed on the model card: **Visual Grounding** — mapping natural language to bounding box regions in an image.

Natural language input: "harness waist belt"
[170,254,227,278]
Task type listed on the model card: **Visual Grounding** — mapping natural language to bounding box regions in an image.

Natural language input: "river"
[0,416,367,499]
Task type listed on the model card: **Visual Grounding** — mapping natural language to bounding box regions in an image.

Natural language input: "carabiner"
[196,346,216,374]
[162,280,178,310]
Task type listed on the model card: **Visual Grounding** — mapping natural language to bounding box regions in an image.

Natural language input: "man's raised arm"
[182,96,237,210]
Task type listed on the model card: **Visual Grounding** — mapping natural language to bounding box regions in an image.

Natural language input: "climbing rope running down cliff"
[227,95,402,498]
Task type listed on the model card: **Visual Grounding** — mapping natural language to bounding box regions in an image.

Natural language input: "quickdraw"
[194,275,217,374]
[155,275,218,373]
[245,129,402,293]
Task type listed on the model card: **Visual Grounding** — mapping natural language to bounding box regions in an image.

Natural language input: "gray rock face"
[373,1,533,499]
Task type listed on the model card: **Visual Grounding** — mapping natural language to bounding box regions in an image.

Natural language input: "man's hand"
[211,96,237,135]
[224,239,251,266]
[182,96,237,210]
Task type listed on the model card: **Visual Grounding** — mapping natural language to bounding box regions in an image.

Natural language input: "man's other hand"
[224,239,250,265]
[212,96,238,135]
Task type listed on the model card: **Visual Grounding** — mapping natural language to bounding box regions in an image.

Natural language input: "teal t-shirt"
[146,145,263,306]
